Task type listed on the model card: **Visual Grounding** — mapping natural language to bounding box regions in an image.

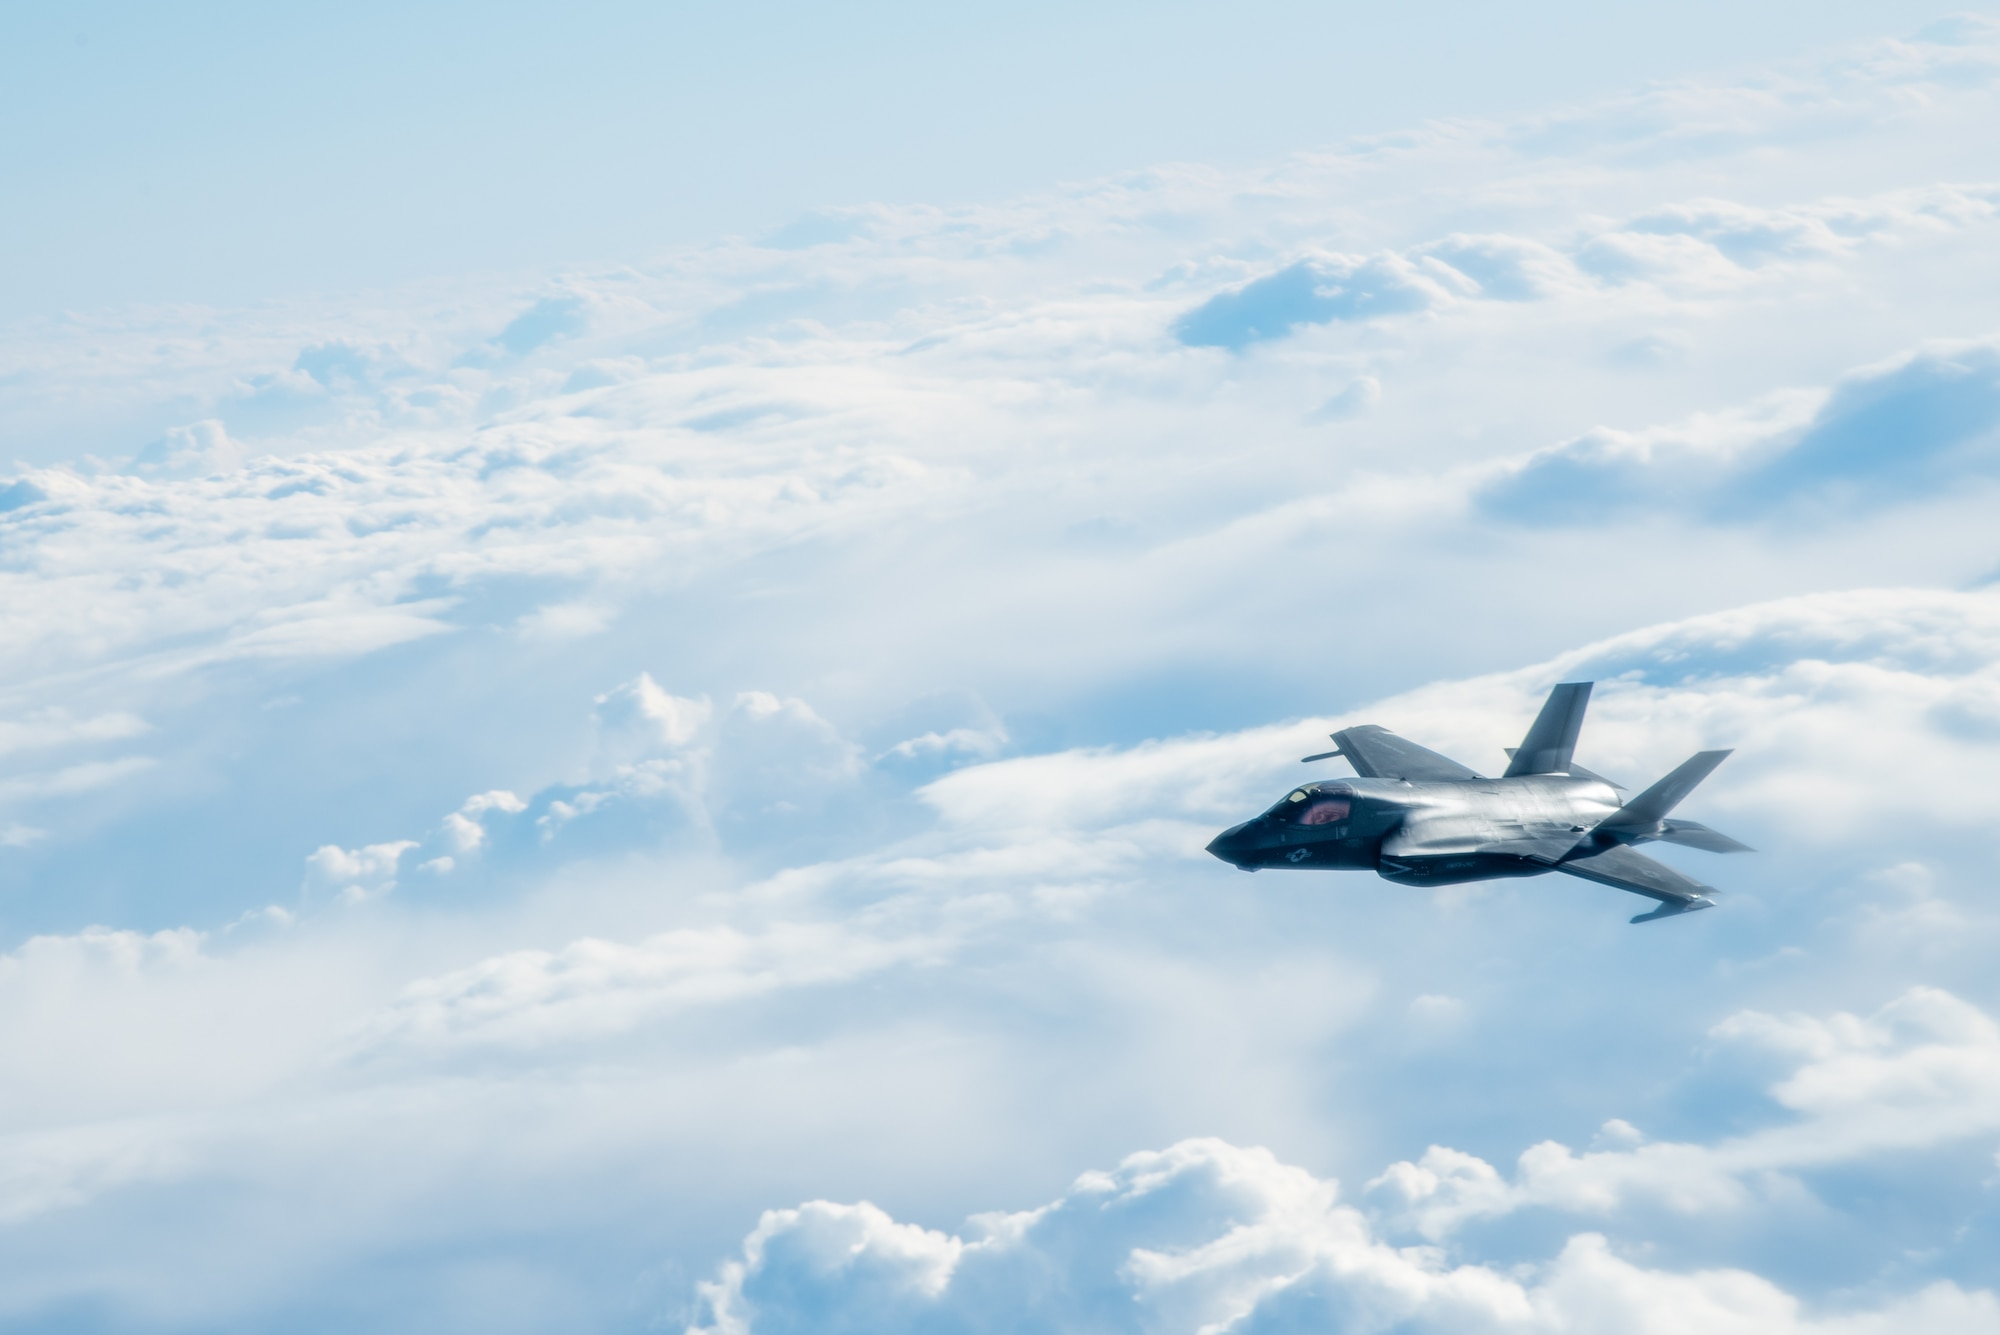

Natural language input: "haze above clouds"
[4,7,2000,1332]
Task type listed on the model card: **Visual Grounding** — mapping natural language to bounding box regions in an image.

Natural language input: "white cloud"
[441,790,528,853]
[0,708,149,758]
[691,1137,2000,1335]
[1308,374,1381,421]
[129,419,244,479]
[304,840,417,902]
[357,920,945,1053]
[1368,987,2000,1240]
[0,577,1988,1323]
[594,674,712,758]
[880,725,1008,763]
[0,17,1997,1331]
[514,599,616,641]
[0,1119,197,1226]
[913,584,2000,856]
[1479,337,2000,523]
[1174,250,1474,348]
[1413,233,1586,301]
[0,754,158,803]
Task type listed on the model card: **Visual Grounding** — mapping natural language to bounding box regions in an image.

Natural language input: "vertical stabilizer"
[1502,682,1593,777]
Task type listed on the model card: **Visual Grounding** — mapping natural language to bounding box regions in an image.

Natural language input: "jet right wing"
[1554,842,1718,923]
[1327,724,1482,782]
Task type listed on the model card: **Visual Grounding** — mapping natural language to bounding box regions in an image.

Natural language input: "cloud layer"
[1,15,1999,1333]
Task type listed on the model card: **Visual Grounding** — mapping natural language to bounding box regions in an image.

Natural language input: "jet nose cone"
[1206,821,1254,867]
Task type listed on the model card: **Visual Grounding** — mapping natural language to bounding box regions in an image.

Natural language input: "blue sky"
[6,5,2000,1332]
[1,0,1978,316]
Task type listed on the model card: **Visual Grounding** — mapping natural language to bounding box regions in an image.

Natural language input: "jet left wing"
[1554,842,1717,923]
[1326,724,1482,782]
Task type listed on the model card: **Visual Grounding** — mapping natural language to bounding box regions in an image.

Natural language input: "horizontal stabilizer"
[1598,750,1732,835]
[1555,841,1717,907]
[1503,682,1593,778]
[1329,725,1481,782]
[1656,819,1754,854]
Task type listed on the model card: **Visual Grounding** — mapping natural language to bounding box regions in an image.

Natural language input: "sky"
[2,0,1981,316]
[5,4,2000,1332]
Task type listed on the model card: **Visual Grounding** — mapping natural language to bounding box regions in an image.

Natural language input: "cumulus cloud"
[1477,338,2000,523]
[304,582,2000,1184]
[1369,987,2000,1239]
[1578,188,2000,287]
[880,725,1008,763]
[128,419,245,479]
[489,293,596,358]
[593,674,712,763]
[691,1136,2000,1334]
[1174,183,1999,351]
[1728,340,2000,513]
[1411,233,1584,300]
[441,790,529,853]
[1174,252,1469,348]
[304,840,416,902]
[0,583,1996,1327]
[1474,388,1827,522]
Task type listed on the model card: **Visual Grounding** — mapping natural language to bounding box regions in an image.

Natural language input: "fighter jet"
[1204,682,1750,923]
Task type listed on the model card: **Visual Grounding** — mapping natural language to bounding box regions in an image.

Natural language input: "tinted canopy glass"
[1297,797,1350,825]
[1270,785,1354,825]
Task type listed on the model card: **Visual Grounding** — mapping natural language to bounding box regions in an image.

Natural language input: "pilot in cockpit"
[1268,785,1353,826]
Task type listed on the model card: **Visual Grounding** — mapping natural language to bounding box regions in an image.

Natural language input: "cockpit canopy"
[1267,783,1354,826]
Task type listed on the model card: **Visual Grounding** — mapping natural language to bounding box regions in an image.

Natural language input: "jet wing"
[1330,725,1481,782]
[1555,842,1717,921]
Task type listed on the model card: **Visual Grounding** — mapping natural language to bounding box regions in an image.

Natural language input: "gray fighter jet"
[1204,682,1750,923]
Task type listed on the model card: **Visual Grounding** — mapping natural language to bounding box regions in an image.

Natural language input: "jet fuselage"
[1204,683,1746,922]
[1206,773,1624,884]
